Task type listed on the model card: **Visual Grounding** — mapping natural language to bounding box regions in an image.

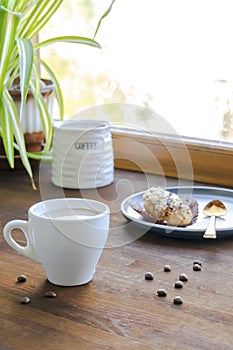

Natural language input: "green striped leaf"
[0,98,14,168]
[19,0,63,39]
[93,0,116,39]
[4,89,33,178]
[16,37,34,120]
[0,6,21,97]
[35,36,101,50]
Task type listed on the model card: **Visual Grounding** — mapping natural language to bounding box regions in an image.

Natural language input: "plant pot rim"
[9,78,54,101]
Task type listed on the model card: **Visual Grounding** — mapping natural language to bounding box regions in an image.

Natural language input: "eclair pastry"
[143,187,192,226]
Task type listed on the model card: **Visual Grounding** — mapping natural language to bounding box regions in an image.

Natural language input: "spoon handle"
[203,215,217,239]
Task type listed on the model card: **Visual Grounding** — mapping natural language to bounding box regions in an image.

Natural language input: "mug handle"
[3,220,39,262]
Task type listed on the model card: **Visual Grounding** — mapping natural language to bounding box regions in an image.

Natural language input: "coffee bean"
[45,291,57,298]
[145,272,154,280]
[157,289,167,297]
[164,265,171,272]
[174,281,184,289]
[173,296,183,305]
[17,274,27,283]
[193,260,202,267]
[179,273,188,282]
[20,296,30,304]
[193,263,202,271]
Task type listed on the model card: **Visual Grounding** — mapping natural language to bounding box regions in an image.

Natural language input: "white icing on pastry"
[143,187,192,226]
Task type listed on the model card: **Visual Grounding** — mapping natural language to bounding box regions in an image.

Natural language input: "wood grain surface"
[0,163,233,350]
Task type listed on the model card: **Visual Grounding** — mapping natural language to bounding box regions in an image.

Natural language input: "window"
[40,0,233,187]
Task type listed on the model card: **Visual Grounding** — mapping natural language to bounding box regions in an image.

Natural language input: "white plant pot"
[9,78,55,151]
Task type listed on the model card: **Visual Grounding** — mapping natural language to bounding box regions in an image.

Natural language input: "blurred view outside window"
[40,0,233,143]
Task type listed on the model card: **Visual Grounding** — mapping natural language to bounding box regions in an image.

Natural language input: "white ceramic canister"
[52,120,114,189]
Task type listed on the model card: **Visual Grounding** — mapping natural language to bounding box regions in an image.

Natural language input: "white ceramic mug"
[3,198,110,286]
[52,119,114,189]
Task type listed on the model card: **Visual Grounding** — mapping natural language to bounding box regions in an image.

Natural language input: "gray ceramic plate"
[121,186,233,239]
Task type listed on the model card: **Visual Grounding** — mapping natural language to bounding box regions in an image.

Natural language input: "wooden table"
[1,163,233,350]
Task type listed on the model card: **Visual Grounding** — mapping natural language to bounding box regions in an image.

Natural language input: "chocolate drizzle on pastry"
[130,187,198,227]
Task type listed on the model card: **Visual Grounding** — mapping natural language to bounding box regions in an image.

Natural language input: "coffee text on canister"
[75,142,97,150]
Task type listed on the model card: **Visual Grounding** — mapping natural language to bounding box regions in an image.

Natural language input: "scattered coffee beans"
[193,263,202,271]
[164,265,171,272]
[179,273,188,282]
[173,296,183,305]
[21,296,31,304]
[174,281,184,289]
[45,291,57,298]
[145,272,154,280]
[157,289,167,297]
[17,274,27,283]
[144,259,205,305]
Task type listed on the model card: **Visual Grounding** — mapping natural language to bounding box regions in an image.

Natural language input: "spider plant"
[0,0,115,188]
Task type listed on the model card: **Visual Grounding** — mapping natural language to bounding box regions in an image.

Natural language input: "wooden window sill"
[111,127,233,188]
